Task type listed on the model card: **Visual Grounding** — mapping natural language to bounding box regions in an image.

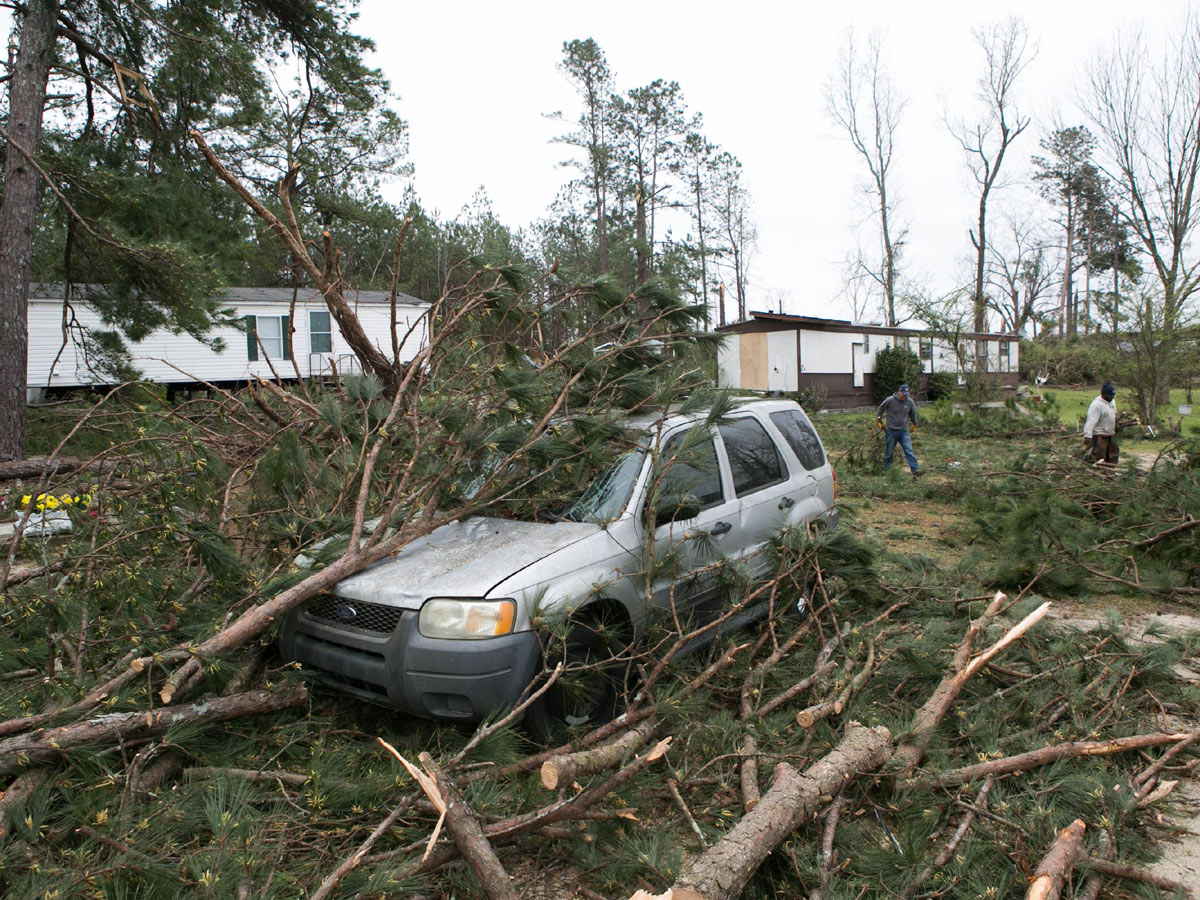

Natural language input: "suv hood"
[330,516,599,609]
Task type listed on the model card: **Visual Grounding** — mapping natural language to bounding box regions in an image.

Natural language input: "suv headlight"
[418,598,516,639]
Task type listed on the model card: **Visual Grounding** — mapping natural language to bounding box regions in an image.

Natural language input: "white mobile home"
[26,285,428,400]
[717,312,1019,409]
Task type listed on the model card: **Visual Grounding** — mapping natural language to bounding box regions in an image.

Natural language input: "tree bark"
[0,0,60,462]
[540,718,657,790]
[0,685,306,775]
[628,722,892,900]
[0,455,119,481]
[1025,819,1086,900]
[421,752,519,900]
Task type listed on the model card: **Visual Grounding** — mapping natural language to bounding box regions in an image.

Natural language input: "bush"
[873,346,924,403]
[1020,335,1116,384]
[794,385,827,415]
[927,371,957,401]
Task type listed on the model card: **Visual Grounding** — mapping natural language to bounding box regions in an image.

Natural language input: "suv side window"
[719,416,787,495]
[656,430,724,510]
[769,410,826,470]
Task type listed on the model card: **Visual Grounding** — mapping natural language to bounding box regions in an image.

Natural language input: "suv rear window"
[769,410,826,470]
[719,417,786,495]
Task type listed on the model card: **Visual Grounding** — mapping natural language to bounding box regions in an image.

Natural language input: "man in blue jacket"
[877,384,920,478]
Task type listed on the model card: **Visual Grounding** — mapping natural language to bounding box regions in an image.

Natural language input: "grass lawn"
[1043,385,1200,437]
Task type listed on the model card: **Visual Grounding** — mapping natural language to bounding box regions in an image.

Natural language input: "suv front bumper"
[278,603,541,722]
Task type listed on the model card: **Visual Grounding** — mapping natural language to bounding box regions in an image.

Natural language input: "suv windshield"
[561,451,644,523]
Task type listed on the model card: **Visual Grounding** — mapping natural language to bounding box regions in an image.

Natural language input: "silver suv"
[278,398,837,727]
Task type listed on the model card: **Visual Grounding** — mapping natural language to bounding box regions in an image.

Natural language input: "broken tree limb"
[308,792,421,900]
[540,717,657,790]
[1025,819,1086,900]
[1135,727,1200,794]
[901,776,995,900]
[815,790,849,900]
[668,777,708,848]
[894,597,1050,776]
[797,637,877,729]
[626,722,892,900]
[754,624,847,721]
[0,770,47,840]
[381,738,676,882]
[0,647,193,739]
[928,731,1197,789]
[739,734,760,812]
[1081,857,1194,897]
[0,684,307,775]
[0,455,119,482]
[420,751,519,900]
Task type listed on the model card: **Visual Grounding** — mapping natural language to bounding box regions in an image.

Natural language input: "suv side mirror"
[650,494,701,526]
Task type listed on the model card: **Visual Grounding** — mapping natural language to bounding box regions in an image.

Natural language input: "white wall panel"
[766,331,798,391]
[27,296,427,390]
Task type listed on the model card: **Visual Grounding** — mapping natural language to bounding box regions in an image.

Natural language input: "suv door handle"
[709,521,732,536]
[778,497,795,510]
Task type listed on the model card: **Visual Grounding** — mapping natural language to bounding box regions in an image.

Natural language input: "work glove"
[909,424,916,434]
[876,419,884,431]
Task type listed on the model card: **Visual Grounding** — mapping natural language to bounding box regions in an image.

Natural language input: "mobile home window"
[245,315,289,361]
[310,311,332,355]
[919,337,932,361]
[863,335,870,353]
[999,341,1010,371]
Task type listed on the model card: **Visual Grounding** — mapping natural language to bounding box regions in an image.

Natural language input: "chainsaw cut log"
[1025,819,1086,900]
[625,722,892,900]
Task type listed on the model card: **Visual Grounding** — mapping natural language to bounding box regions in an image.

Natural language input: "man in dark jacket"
[877,384,920,477]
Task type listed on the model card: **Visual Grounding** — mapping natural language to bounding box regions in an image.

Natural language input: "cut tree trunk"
[1025,819,1086,900]
[0,685,306,775]
[628,722,893,900]
[540,718,657,790]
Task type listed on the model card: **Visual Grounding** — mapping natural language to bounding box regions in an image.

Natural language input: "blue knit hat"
[1101,382,1115,398]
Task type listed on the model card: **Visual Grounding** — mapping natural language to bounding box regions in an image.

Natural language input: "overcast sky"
[356,0,1193,323]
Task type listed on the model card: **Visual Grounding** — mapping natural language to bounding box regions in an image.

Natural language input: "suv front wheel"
[524,606,632,742]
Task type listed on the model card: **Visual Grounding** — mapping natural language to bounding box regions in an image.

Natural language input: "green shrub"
[873,346,924,403]
[927,371,957,401]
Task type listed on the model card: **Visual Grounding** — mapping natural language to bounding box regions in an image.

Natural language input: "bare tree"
[986,212,1056,336]
[1085,17,1200,331]
[949,17,1034,346]
[837,251,881,323]
[712,153,757,322]
[827,27,907,326]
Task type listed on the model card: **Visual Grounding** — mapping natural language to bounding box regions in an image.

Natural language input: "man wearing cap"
[876,384,920,477]
[1083,382,1119,464]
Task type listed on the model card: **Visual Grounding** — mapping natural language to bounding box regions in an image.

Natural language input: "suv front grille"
[304,594,403,634]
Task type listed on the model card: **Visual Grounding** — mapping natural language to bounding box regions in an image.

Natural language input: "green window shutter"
[245,315,258,361]
[281,315,291,361]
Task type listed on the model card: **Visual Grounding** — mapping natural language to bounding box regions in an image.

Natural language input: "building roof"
[717,310,1018,340]
[30,284,428,307]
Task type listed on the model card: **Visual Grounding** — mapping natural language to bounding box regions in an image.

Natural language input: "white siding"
[766,331,798,391]
[27,295,427,390]
[798,330,853,372]
[717,335,740,389]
